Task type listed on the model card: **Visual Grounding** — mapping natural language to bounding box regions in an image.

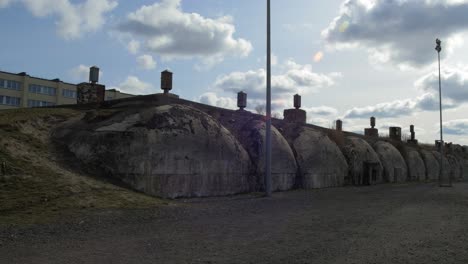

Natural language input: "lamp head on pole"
[435,38,442,53]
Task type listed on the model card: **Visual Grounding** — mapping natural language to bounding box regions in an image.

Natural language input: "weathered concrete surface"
[419,149,440,181]
[342,137,383,185]
[77,83,105,104]
[47,92,468,198]
[236,120,297,191]
[447,155,463,182]
[207,111,297,192]
[462,160,468,181]
[277,124,348,189]
[373,141,407,183]
[404,148,426,182]
[432,152,451,184]
[55,104,252,198]
[283,108,306,124]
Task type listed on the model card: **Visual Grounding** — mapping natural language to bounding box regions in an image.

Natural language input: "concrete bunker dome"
[278,125,348,189]
[342,137,383,185]
[458,154,468,181]
[447,154,463,181]
[462,159,468,181]
[373,141,407,183]
[237,119,297,192]
[404,148,426,182]
[63,104,252,198]
[432,151,451,182]
[419,149,440,181]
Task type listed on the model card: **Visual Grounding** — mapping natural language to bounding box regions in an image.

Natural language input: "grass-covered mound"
[0,108,162,225]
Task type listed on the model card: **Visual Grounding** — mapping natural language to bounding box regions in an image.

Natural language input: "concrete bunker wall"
[404,148,426,182]
[276,124,348,189]
[461,159,468,181]
[447,154,463,182]
[230,119,298,192]
[56,105,252,198]
[342,137,383,185]
[419,149,440,181]
[432,151,451,184]
[373,141,407,183]
[51,94,468,198]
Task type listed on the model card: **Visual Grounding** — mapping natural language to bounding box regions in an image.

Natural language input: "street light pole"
[265,0,272,196]
[435,38,450,187]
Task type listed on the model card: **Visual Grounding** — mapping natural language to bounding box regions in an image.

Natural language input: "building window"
[106,97,113,101]
[0,79,22,91]
[28,84,56,96]
[62,89,77,98]
[0,95,21,107]
[27,100,56,107]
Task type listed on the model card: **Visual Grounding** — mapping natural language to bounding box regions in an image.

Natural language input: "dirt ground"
[1,182,468,264]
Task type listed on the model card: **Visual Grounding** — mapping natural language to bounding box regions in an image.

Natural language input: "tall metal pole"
[436,39,449,187]
[438,49,444,186]
[265,0,272,196]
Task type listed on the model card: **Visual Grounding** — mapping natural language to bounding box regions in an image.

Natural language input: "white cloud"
[0,0,12,8]
[200,59,341,114]
[344,92,456,119]
[213,59,340,101]
[377,122,403,130]
[271,54,278,66]
[344,63,468,119]
[69,64,91,82]
[258,53,278,66]
[69,64,105,82]
[118,0,252,66]
[127,40,140,54]
[304,106,339,116]
[136,54,157,70]
[344,97,417,119]
[415,64,468,103]
[111,76,154,95]
[1,0,117,40]
[198,92,237,110]
[402,125,426,137]
[308,117,335,128]
[444,119,468,135]
[322,0,468,68]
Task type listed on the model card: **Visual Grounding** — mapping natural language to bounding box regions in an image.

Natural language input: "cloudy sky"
[1,0,468,145]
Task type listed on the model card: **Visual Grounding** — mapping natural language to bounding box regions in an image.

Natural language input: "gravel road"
[2,182,468,264]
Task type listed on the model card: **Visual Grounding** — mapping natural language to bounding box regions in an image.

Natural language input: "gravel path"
[2,182,468,264]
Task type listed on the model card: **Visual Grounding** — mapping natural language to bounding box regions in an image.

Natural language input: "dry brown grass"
[0,107,163,226]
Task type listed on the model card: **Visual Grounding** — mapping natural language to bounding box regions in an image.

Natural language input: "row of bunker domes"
[54,104,468,199]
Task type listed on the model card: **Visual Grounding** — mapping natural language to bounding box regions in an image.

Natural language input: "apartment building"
[0,71,78,110]
[0,69,135,110]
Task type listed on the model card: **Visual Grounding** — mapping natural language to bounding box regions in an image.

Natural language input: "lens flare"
[313,51,324,62]
[339,21,350,33]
